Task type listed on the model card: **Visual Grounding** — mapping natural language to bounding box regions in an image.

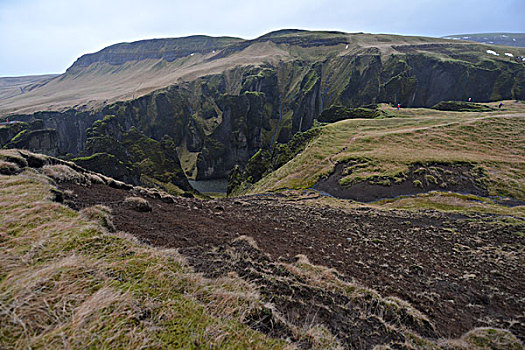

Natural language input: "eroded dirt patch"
[314,161,489,202]
[58,182,525,344]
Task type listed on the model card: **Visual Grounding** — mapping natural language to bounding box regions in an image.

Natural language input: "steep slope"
[0,74,59,100]
[2,149,523,348]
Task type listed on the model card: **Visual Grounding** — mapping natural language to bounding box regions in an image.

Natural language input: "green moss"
[372,179,392,186]
[424,174,438,185]
[9,129,29,143]
[228,127,322,194]
[413,180,423,188]
[302,68,320,94]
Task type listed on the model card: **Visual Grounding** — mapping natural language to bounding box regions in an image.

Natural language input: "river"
[188,178,228,195]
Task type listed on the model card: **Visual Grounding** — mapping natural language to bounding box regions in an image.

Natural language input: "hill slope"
[0,74,59,100]
[2,29,524,190]
[1,149,524,348]
[233,101,525,207]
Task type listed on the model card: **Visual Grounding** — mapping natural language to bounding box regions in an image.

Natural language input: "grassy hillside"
[243,101,525,211]
[0,150,288,349]
[2,149,523,349]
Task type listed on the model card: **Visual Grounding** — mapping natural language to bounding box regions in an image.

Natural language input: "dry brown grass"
[41,164,91,185]
[0,169,289,349]
[123,196,152,212]
[79,205,116,232]
[0,160,20,175]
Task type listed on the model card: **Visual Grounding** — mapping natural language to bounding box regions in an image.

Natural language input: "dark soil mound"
[432,101,495,112]
[314,161,489,202]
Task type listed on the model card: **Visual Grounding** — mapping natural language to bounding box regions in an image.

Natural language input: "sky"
[1,0,524,76]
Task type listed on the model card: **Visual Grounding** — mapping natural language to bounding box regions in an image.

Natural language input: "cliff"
[2,29,524,188]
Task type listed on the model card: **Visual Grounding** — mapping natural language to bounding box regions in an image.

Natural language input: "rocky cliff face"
[3,30,524,188]
[7,110,101,155]
[1,120,58,156]
[74,114,192,194]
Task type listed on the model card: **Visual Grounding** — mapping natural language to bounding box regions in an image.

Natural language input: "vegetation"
[74,115,191,195]
[228,127,321,194]
[1,151,522,348]
[0,157,288,349]
[318,105,380,122]
[432,101,495,112]
[245,102,525,207]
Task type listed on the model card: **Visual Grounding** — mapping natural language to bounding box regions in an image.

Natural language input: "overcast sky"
[1,0,524,76]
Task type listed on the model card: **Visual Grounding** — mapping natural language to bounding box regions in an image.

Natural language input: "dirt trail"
[59,182,525,342]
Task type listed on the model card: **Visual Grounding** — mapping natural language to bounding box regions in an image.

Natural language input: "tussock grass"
[41,164,91,185]
[0,149,28,168]
[284,255,523,350]
[375,192,525,217]
[0,169,289,349]
[123,196,152,212]
[0,160,20,175]
[283,255,435,349]
[439,327,523,350]
[80,205,116,232]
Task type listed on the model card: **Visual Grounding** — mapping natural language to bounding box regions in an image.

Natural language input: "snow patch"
[345,44,349,49]
[486,50,499,56]
[505,52,514,57]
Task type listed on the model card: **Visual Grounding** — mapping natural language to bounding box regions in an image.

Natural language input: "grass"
[374,192,525,218]
[123,196,152,212]
[0,169,289,349]
[1,150,523,348]
[248,102,525,202]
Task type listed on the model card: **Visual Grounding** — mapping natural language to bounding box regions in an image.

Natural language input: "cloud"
[0,0,524,76]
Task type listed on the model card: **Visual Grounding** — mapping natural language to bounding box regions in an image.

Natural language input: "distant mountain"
[1,29,524,185]
[0,74,58,100]
[442,33,525,47]
[2,30,524,115]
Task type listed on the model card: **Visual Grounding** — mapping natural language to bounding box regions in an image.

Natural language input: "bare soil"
[59,182,525,345]
[314,162,489,202]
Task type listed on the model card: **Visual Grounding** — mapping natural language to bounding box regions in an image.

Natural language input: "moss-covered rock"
[5,129,58,156]
[5,34,524,182]
[78,117,192,194]
[72,153,140,185]
[228,127,322,194]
